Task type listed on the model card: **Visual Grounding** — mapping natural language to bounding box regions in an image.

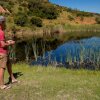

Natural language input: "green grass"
[0,63,100,100]
[60,31,100,42]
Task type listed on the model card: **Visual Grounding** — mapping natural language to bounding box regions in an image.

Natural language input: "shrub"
[76,11,93,17]
[68,15,74,21]
[80,16,84,21]
[0,1,13,12]
[30,16,42,27]
[27,0,59,19]
[66,8,93,17]
[67,8,73,12]
[28,0,42,11]
[41,5,58,19]
[18,7,23,11]
[95,17,100,24]
[14,12,28,26]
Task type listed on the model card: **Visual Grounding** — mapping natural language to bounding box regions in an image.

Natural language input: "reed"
[65,41,100,70]
[8,45,16,62]
[64,24,100,32]
[31,38,38,61]
[25,42,30,62]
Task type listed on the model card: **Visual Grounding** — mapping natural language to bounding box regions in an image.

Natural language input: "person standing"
[0,16,19,89]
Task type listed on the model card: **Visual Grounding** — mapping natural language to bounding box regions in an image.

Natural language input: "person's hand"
[6,40,15,45]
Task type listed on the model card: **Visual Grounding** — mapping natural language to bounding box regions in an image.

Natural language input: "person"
[0,16,19,89]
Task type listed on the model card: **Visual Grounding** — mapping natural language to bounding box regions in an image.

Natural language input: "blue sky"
[49,0,100,13]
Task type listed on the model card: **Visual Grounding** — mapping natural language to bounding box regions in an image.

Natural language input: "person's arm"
[6,40,15,45]
[0,31,12,47]
[0,40,11,48]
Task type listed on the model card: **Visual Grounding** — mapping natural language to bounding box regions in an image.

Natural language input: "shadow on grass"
[5,72,23,85]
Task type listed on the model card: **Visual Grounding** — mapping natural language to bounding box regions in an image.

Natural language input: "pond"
[31,37,100,69]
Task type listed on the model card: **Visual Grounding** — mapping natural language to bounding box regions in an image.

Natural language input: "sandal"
[0,85,11,90]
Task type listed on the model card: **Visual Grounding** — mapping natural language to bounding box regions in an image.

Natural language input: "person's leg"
[7,60,17,81]
[0,54,11,89]
[7,58,20,84]
[0,54,6,85]
[0,68,5,85]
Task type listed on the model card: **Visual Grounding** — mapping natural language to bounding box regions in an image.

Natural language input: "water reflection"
[31,37,100,69]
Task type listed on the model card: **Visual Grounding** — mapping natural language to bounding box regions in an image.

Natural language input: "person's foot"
[11,79,20,84]
[0,85,11,90]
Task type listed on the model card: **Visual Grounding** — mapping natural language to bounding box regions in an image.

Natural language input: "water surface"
[31,37,100,69]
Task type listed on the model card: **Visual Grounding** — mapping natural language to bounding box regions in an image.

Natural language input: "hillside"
[0,0,100,41]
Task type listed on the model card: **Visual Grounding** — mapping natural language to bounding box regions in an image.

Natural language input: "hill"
[0,0,100,41]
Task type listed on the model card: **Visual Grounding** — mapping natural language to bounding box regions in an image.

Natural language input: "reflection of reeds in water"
[18,34,100,70]
[32,38,39,61]
[66,49,73,65]
[24,38,47,62]
[65,42,100,70]
[8,45,16,62]
[79,42,85,63]
[25,42,30,62]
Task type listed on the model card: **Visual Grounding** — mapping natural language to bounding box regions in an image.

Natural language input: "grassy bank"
[10,24,100,43]
[60,31,100,41]
[59,24,100,41]
[63,24,100,32]
[0,63,100,100]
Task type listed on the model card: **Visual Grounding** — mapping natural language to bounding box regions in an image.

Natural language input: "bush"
[68,15,74,21]
[80,16,84,21]
[30,16,42,27]
[0,1,13,12]
[41,5,58,19]
[18,7,23,11]
[14,12,28,26]
[28,0,42,11]
[76,11,93,17]
[95,17,100,24]
[27,0,59,19]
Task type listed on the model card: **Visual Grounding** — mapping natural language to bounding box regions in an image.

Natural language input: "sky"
[49,0,100,14]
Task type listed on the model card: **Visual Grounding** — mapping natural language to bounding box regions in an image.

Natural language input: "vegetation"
[0,63,100,100]
[1,0,100,28]
[63,24,100,32]
[0,0,59,28]
[27,0,59,19]
[95,17,100,24]
[0,0,100,57]
[65,42,100,70]
[0,2,99,99]
[30,16,42,27]
[68,15,74,21]
[66,8,95,17]
[0,0,14,12]
[14,12,28,27]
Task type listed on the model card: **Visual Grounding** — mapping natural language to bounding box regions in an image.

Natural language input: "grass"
[63,24,100,32]
[59,24,100,41]
[0,63,100,100]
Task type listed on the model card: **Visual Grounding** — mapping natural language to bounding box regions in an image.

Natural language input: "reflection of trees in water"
[14,38,100,70]
[15,38,62,62]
